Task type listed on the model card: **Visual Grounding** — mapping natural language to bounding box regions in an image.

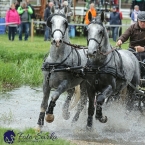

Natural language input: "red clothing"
[5,9,21,25]
[114,0,118,5]
[116,10,123,20]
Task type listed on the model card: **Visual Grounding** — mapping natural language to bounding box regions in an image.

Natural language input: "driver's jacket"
[118,22,145,50]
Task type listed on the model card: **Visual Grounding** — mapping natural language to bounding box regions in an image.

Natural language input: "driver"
[116,11,145,61]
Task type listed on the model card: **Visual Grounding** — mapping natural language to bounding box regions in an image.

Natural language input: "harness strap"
[128,81,145,97]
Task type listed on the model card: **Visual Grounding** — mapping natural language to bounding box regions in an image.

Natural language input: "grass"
[0,26,130,92]
[0,127,72,145]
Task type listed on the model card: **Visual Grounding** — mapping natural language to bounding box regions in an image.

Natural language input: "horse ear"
[51,6,55,14]
[100,11,104,22]
[88,11,92,22]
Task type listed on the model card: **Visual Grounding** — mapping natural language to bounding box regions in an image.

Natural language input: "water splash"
[0,86,145,145]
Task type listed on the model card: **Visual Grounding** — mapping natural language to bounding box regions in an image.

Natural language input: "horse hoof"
[45,114,54,123]
[34,125,42,132]
[97,116,107,123]
[62,112,70,120]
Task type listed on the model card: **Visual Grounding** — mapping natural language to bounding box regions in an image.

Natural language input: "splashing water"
[0,86,145,145]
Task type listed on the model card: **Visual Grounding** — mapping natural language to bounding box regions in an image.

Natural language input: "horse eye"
[99,30,103,34]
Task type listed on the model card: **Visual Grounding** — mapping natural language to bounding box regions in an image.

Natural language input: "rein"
[99,47,116,56]
[63,41,88,49]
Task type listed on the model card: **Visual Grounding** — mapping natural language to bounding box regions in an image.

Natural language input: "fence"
[0,19,131,41]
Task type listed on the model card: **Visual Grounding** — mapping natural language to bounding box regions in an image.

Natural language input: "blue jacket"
[110,12,121,25]
[44,7,51,21]
[131,10,140,22]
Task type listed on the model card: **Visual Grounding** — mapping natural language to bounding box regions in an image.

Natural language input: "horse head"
[87,12,110,61]
[47,6,68,47]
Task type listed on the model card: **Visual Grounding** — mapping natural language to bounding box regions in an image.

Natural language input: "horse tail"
[69,85,80,110]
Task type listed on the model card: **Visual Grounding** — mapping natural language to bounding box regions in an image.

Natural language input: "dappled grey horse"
[85,13,141,127]
[36,7,88,131]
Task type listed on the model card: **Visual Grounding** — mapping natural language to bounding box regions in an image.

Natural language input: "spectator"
[53,0,61,9]
[116,5,123,36]
[5,3,21,41]
[109,6,121,42]
[61,1,73,23]
[131,5,140,25]
[44,1,54,41]
[25,0,36,36]
[17,1,33,41]
[25,0,36,19]
[85,3,97,25]
[14,0,20,10]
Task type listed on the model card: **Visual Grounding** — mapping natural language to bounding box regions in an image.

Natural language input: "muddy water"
[0,86,145,145]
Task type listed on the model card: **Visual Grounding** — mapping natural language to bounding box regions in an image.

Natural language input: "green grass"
[0,30,129,92]
[0,127,73,145]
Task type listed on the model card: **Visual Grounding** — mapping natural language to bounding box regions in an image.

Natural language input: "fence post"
[31,19,34,42]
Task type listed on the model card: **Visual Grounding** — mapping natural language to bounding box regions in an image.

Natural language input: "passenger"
[116,11,145,61]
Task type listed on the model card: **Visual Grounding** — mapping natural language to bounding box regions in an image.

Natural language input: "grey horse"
[36,7,88,131]
[85,13,141,128]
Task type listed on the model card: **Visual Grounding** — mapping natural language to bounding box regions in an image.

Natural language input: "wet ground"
[0,86,145,145]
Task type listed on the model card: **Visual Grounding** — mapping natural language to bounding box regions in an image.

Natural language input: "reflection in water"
[0,86,145,145]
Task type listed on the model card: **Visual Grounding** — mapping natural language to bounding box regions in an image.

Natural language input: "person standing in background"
[131,5,140,25]
[25,0,36,36]
[116,5,123,36]
[109,6,121,42]
[17,1,33,41]
[44,1,54,41]
[5,4,21,41]
[61,1,73,23]
[14,0,20,10]
[85,3,97,25]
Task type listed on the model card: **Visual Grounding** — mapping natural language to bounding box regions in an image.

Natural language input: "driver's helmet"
[138,11,145,21]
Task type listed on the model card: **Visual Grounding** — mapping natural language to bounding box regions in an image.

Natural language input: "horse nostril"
[93,51,97,54]
[53,39,55,43]
[59,39,62,43]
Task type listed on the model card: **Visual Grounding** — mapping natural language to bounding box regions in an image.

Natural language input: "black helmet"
[138,11,145,21]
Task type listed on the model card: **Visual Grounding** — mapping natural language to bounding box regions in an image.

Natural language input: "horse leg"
[87,92,95,129]
[62,88,75,120]
[36,75,51,131]
[72,81,88,123]
[45,80,69,123]
[86,82,96,129]
[95,85,113,123]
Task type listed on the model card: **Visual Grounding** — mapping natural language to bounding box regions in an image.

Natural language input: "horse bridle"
[47,14,68,39]
[87,21,105,52]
